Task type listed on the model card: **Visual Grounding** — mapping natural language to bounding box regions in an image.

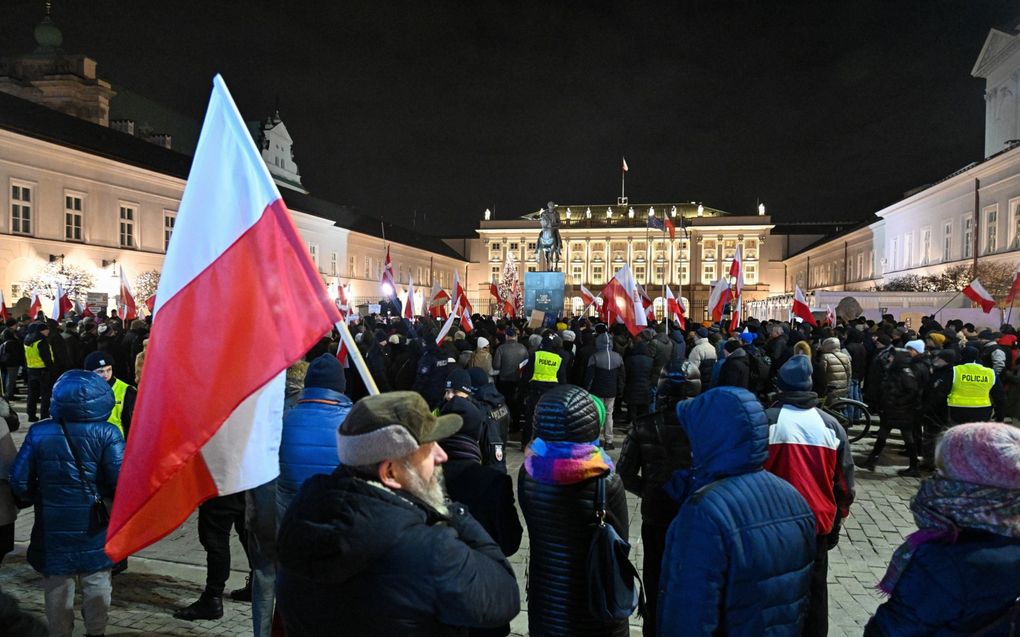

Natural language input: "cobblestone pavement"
[0,397,919,636]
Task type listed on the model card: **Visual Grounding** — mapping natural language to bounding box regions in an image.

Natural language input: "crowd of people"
[0,307,1018,636]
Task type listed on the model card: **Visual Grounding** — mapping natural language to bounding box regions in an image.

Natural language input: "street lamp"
[628,207,634,219]
[585,207,591,219]
[606,207,613,219]
[565,208,571,219]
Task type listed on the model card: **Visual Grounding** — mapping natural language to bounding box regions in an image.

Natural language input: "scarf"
[524,437,614,485]
[878,476,1020,595]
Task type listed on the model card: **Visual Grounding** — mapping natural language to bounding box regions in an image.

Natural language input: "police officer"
[946,346,995,425]
[23,321,54,422]
[519,333,567,446]
[83,351,136,440]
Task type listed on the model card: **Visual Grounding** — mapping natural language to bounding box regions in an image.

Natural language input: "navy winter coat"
[658,387,816,637]
[10,370,123,576]
[277,386,353,516]
[865,531,1020,637]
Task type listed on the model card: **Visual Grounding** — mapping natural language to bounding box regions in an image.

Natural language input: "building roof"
[515,201,761,229]
[0,91,465,261]
[784,217,877,260]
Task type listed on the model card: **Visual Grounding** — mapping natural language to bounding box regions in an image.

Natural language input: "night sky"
[1,1,1016,235]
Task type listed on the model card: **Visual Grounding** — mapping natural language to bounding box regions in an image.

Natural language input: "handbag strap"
[57,420,101,503]
[593,475,607,527]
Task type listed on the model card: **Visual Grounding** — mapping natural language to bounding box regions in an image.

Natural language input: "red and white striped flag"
[0,288,9,322]
[708,278,732,323]
[404,275,416,319]
[601,265,644,336]
[380,246,395,298]
[636,284,654,323]
[453,271,472,315]
[962,278,996,313]
[665,285,686,330]
[580,284,596,309]
[792,285,818,326]
[1006,264,1020,305]
[118,268,138,321]
[489,282,501,303]
[729,245,744,296]
[427,280,450,319]
[825,304,836,327]
[51,282,72,320]
[28,290,42,319]
[105,76,341,562]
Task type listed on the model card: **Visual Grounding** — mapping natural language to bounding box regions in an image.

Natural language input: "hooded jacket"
[658,387,816,637]
[716,346,751,390]
[277,386,353,516]
[688,336,717,385]
[584,333,625,398]
[816,337,852,402]
[623,341,655,406]
[276,469,520,636]
[10,371,123,576]
[664,329,687,375]
[518,385,629,637]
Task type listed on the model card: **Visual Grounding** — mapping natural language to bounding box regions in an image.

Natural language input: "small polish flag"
[105,75,341,562]
[489,282,501,302]
[144,295,157,313]
[0,288,8,322]
[636,284,654,323]
[28,290,42,319]
[708,278,732,323]
[665,285,686,330]
[792,285,818,326]
[427,281,450,319]
[119,268,138,321]
[435,311,458,344]
[622,157,629,172]
[1006,264,1020,305]
[825,304,836,327]
[601,265,643,336]
[580,284,596,309]
[452,271,472,315]
[962,278,996,313]
[403,275,416,319]
[380,246,395,299]
[729,245,744,296]
[51,282,72,320]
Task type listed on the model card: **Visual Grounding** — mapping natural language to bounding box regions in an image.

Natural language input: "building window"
[508,242,518,251]
[702,239,717,261]
[308,243,319,269]
[364,257,370,279]
[903,233,913,269]
[119,204,136,248]
[744,238,758,260]
[635,265,646,282]
[856,253,863,280]
[745,263,757,284]
[11,182,32,235]
[572,264,583,283]
[722,239,737,260]
[526,242,536,252]
[527,265,537,272]
[888,237,898,272]
[592,265,604,284]
[330,252,338,276]
[64,193,83,241]
[943,220,952,261]
[163,211,176,251]
[491,266,499,283]
[702,263,716,284]
[985,205,998,254]
[490,244,501,260]
[1011,198,1020,249]
[348,255,356,277]
[679,264,689,285]
[963,215,973,259]
[918,228,930,265]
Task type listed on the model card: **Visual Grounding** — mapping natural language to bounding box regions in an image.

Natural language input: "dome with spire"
[33,4,63,51]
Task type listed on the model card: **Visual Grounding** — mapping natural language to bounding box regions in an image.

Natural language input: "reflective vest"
[108,379,131,436]
[531,350,562,383]
[24,340,52,369]
[947,363,994,408]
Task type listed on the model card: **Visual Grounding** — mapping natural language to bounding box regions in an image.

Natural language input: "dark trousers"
[495,380,521,432]
[522,382,556,446]
[641,522,670,637]
[3,365,19,399]
[198,492,251,596]
[25,368,52,421]
[803,537,829,637]
[870,417,917,468]
[949,405,993,425]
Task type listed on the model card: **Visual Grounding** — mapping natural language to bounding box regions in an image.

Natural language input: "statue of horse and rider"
[536,201,562,271]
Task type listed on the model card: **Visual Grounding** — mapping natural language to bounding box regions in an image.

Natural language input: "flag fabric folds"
[729,245,744,296]
[664,217,676,241]
[118,268,138,321]
[792,285,818,326]
[28,290,41,319]
[665,285,685,330]
[708,278,732,323]
[105,75,341,562]
[600,265,645,336]
[427,281,450,319]
[962,279,996,313]
[647,216,664,232]
[51,282,72,320]
[403,275,416,319]
[580,284,596,309]
[380,246,395,298]
[825,304,836,327]
[1007,265,1020,305]
[0,288,8,322]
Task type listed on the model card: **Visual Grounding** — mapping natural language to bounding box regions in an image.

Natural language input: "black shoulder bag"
[586,475,644,622]
[969,596,1020,637]
[57,420,111,534]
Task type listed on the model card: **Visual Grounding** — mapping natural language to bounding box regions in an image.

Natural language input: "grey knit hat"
[337,391,462,466]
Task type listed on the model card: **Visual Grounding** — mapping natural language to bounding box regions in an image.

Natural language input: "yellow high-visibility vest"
[108,379,131,436]
[532,350,561,383]
[24,340,52,369]
[947,363,994,408]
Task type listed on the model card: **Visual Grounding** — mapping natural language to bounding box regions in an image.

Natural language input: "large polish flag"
[403,275,416,319]
[119,268,138,321]
[105,76,341,562]
[665,285,686,330]
[708,278,732,323]
[0,288,8,322]
[601,264,645,336]
[962,279,996,313]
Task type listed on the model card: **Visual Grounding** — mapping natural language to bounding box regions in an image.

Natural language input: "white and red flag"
[51,282,72,320]
[962,278,996,313]
[792,285,818,326]
[28,290,42,319]
[708,278,732,323]
[636,284,655,322]
[452,271,472,315]
[580,284,597,312]
[825,304,836,327]
[0,288,9,322]
[403,275,417,319]
[601,265,645,336]
[380,246,395,298]
[622,157,629,172]
[427,280,450,319]
[665,285,686,330]
[489,282,501,303]
[144,295,157,314]
[118,268,138,321]
[1006,264,1020,305]
[435,310,458,344]
[729,245,744,296]
[105,76,341,562]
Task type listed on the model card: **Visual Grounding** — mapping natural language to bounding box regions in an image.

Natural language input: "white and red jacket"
[764,395,855,536]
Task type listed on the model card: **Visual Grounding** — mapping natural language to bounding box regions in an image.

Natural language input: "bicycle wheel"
[824,398,873,443]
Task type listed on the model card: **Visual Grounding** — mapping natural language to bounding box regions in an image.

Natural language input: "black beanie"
[304,353,346,394]
[777,354,813,392]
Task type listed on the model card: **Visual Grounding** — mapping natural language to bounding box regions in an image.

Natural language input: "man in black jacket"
[276,391,520,636]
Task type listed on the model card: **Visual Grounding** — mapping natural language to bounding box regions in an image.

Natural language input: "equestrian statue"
[536,201,562,271]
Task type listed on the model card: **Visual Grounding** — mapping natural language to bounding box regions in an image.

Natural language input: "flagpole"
[1009,297,1016,325]
[932,289,964,319]
[335,319,379,395]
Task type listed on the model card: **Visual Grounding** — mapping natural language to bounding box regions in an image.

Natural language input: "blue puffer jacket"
[277,387,352,516]
[865,531,1020,637]
[658,387,816,637]
[10,370,123,576]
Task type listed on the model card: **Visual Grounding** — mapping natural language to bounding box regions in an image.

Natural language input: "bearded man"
[275,391,520,636]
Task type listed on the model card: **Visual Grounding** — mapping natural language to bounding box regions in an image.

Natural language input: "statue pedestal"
[524,272,565,323]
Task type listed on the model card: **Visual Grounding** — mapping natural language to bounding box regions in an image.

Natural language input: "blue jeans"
[845,378,862,420]
[3,365,19,398]
[246,479,278,637]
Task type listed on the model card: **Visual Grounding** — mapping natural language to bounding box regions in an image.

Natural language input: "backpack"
[747,348,772,396]
[478,401,509,473]
[0,340,10,366]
